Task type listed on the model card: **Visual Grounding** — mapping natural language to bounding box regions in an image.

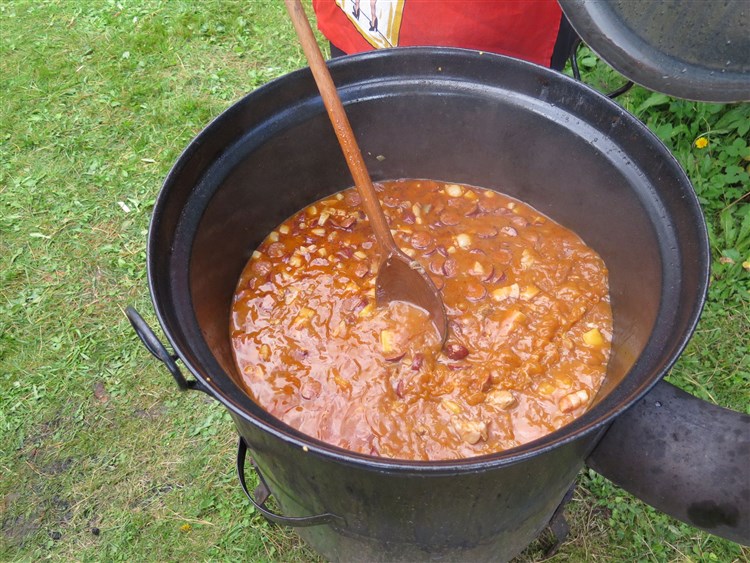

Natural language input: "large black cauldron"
[127,48,749,560]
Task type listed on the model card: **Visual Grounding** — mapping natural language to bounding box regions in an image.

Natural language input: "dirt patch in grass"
[2,486,76,550]
[133,404,168,420]
[43,458,75,476]
[2,509,42,549]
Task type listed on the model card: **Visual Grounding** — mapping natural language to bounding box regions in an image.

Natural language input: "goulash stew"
[231,180,612,460]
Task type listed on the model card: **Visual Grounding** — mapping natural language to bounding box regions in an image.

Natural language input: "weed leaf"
[720,208,737,248]
[636,92,670,114]
[737,205,750,254]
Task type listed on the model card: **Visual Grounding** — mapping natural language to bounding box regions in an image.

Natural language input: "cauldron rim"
[148,47,710,473]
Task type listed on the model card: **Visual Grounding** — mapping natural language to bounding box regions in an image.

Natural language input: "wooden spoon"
[285,0,447,345]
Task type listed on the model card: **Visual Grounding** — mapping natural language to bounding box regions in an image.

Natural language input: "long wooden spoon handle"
[284,0,398,255]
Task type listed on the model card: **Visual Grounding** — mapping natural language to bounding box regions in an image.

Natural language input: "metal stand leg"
[543,483,577,557]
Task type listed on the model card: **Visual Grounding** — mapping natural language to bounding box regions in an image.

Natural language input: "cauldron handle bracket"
[125,306,207,393]
[236,437,342,528]
[587,379,750,545]
[568,38,634,99]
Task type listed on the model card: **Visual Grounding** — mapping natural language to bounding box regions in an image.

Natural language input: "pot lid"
[558,0,750,102]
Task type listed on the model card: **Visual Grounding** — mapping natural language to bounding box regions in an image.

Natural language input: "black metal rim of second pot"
[147,47,711,475]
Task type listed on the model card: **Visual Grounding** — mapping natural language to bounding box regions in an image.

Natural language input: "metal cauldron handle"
[587,379,750,545]
[568,38,633,99]
[125,306,207,393]
[236,437,342,528]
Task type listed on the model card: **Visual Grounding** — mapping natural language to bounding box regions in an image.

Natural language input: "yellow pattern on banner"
[335,0,406,49]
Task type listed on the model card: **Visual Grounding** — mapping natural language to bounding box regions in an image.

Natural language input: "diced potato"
[470,261,485,276]
[245,364,265,379]
[268,231,279,242]
[332,319,347,338]
[335,193,344,200]
[555,375,572,389]
[447,245,457,254]
[491,283,520,301]
[520,249,535,269]
[358,302,375,317]
[403,248,416,257]
[457,420,488,445]
[289,255,303,268]
[311,228,326,236]
[455,233,472,249]
[464,190,478,200]
[538,381,556,395]
[292,307,315,328]
[442,399,462,414]
[258,344,271,361]
[466,392,486,406]
[318,211,330,226]
[251,250,262,260]
[284,288,299,305]
[445,184,465,197]
[521,284,540,300]
[487,389,517,410]
[583,327,604,347]
[559,389,590,413]
[354,250,367,260]
[279,225,290,235]
[306,205,318,216]
[380,330,397,355]
[497,309,526,335]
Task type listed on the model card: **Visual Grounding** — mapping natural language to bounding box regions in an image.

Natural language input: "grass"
[0,1,747,561]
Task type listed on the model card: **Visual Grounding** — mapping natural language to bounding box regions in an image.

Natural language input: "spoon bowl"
[376,251,448,343]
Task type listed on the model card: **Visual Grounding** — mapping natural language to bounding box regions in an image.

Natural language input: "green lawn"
[1,1,748,561]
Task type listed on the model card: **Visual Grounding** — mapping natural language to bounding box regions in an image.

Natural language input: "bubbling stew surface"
[231,180,612,460]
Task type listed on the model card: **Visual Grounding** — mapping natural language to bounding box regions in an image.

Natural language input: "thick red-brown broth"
[231,179,612,460]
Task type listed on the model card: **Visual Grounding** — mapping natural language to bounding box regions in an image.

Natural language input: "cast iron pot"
[127,48,749,561]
